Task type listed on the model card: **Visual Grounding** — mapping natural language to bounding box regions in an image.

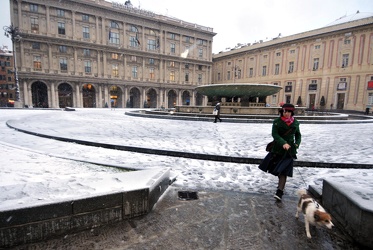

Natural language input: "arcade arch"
[168,90,177,108]
[58,83,73,108]
[146,88,157,108]
[31,81,48,108]
[82,84,96,108]
[128,87,141,108]
[109,85,123,108]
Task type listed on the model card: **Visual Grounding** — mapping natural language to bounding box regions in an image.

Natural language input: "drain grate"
[177,191,198,200]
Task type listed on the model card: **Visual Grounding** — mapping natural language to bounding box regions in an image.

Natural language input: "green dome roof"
[195,83,282,98]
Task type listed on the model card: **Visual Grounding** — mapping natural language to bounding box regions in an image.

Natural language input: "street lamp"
[3,24,21,104]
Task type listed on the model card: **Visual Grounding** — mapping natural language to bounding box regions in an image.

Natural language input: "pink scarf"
[281,116,294,126]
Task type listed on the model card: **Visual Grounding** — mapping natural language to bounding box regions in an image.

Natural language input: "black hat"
[282,103,295,111]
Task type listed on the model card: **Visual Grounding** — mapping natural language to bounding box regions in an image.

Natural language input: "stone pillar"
[75,83,81,108]
[50,82,56,108]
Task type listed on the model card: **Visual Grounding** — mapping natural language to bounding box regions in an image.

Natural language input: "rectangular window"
[342,54,349,67]
[147,39,156,50]
[59,45,67,53]
[60,58,67,71]
[30,17,39,32]
[83,49,90,56]
[149,58,155,65]
[170,33,175,39]
[149,68,155,79]
[262,66,267,76]
[57,9,65,17]
[217,73,220,81]
[309,83,317,91]
[185,72,189,82]
[337,82,347,90]
[290,49,295,54]
[112,53,119,59]
[313,58,319,70]
[185,36,190,43]
[132,66,138,78]
[344,39,351,45]
[198,48,203,58]
[32,42,40,50]
[368,93,373,105]
[276,52,281,56]
[109,32,119,44]
[227,71,231,80]
[82,14,89,21]
[169,71,175,81]
[84,61,91,73]
[275,64,280,75]
[170,43,175,54]
[112,64,119,78]
[83,26,90,39]
[315,45,321,49]
[249,68,253,77]
[33,55,41,70]
[198,74,202,83]
[30,4,38,12]
[236,69,241,79]
[130,36,139,47]
[288,61,294,73]
[58,22,65,35]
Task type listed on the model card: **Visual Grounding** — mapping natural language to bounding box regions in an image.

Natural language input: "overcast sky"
[1,0,373,53]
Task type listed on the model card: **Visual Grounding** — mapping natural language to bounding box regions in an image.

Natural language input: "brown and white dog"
[295,189,334,238]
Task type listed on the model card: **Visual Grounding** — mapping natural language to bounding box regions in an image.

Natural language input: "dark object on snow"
[64,107,75,111]
[178,191,198,200]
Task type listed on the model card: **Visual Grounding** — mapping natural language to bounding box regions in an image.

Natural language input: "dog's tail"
[296,189,307,198]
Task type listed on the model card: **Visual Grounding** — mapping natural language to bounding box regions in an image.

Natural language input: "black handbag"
[265,128,294,152]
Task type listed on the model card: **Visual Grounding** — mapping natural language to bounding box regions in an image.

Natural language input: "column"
[50,82,56,108]
[72,11,76,39]
[98,84,103,108]
[124,87,128,107]
[23,80,29,106]
[46,6,50,33]
[75,83,81,108]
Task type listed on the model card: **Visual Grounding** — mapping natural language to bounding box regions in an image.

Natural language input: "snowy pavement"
[1,108,372,211]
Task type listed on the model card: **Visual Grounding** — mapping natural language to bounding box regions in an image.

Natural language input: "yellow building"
[212,13,373,112]
[10,0,215,108]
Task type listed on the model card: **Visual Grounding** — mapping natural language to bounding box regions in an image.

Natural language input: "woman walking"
[258,103,301,201]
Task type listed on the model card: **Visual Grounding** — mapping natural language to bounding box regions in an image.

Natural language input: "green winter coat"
[271,117,301,158]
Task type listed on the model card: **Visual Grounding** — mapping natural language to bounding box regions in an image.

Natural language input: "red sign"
[368,81,373,90]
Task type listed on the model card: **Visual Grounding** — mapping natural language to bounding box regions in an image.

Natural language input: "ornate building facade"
[10,0,215,108]
[0,46,15,107]
[212,14,373,112]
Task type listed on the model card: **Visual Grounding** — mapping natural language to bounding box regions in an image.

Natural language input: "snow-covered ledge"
[322,179,373,249]
[0,168,171,248]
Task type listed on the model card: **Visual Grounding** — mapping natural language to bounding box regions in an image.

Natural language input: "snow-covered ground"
[1,108,372,211]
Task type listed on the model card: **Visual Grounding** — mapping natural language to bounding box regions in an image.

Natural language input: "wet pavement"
[10,187,361,250]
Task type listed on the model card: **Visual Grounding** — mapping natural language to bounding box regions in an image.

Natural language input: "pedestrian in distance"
[213,103,222,123]
[258,103,301,201]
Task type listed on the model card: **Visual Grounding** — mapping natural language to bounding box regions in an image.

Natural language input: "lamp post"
[3,24,21,105]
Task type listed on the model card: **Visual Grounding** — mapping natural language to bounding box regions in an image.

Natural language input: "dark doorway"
[82,84,96,108]
[129,87,141,108]
[31,81,49,108]
[58,83,73,108]
[146,88,157,108]
[168,90,177,108]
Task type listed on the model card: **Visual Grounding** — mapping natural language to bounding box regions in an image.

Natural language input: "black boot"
[274,189,284,201]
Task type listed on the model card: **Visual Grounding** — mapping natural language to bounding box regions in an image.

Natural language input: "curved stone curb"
[6,121,373,170]
[125,110,373,124]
